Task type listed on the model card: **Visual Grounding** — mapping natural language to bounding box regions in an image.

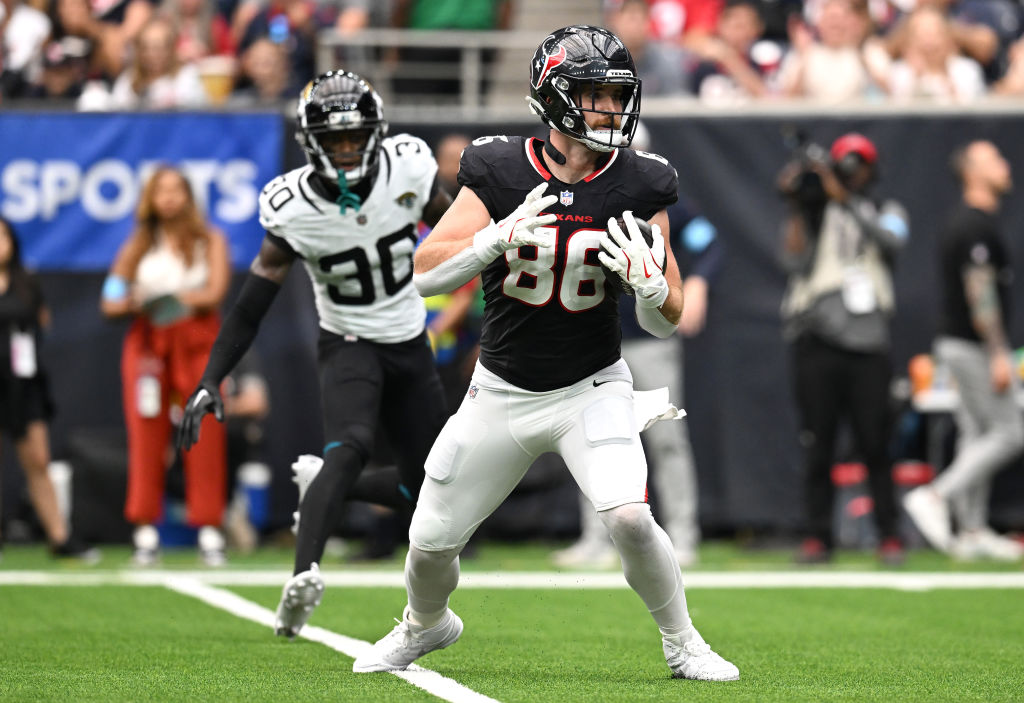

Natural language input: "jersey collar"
[526,138,619,183]
[583,148,618,182]
[526,138,552,180]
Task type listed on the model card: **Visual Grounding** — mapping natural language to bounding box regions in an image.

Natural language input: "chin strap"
[335,171,362,214]
[543,139,567,165]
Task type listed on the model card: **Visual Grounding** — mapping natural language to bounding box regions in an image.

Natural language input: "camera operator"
[777,133,909,565]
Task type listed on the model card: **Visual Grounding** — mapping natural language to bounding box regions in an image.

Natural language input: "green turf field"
[2,542,1023,702]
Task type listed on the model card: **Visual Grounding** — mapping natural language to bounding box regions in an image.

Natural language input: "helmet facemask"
[556,76,641,152]
[299,119,386,186]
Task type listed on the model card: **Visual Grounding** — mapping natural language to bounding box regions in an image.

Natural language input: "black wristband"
[200,273,280,384]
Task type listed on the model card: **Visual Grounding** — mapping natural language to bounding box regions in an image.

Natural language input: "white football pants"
[572,336,700,552]
[406,357,692,635]
[410,358,647,551]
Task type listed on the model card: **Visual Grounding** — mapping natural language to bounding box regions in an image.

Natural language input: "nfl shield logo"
[468,384,479,399]
[559,190,574,206]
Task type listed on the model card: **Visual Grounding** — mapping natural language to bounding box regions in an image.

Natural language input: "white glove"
[598,211,670,308]
[473,183,558,263]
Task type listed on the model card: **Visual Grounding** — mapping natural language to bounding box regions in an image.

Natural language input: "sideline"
[3,570,1024,590]
[165,577,501,703]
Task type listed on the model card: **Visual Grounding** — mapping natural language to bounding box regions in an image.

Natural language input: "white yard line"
[164,577,500,703]
[3,569,1024,590]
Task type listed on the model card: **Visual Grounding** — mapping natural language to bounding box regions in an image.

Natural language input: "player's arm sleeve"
[199,235,294,385]
[414,245,488,297]
[636,303,678,338]
[415,145,500,296]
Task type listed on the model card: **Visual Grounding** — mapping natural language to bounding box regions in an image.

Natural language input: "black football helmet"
[527,25,641,152]
[295,70,388,185]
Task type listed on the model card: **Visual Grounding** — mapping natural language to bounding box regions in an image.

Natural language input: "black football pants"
[294,329,448,574]
[791,334,899,548]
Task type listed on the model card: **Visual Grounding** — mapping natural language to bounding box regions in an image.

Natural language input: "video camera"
[780,126,830,207]
[781,126,877,206]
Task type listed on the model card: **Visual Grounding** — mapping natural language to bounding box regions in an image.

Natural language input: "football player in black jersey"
[176,71,452,639]
[354,26,739,681]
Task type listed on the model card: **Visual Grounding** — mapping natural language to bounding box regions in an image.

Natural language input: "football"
[601,216,661,296]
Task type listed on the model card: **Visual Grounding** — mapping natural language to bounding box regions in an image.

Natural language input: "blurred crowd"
[606,0,1024,104]
[5,0,1024,110]
[0,0,510,109]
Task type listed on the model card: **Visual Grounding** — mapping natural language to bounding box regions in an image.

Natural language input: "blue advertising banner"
[0,112,283,270]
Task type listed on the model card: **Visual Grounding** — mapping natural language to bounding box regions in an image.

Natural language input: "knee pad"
[324,424,374,463]
[599,502,656,549]
[409,488,469,552]
[409,506,459,552]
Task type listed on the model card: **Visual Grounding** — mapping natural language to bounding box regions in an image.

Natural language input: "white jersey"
[258,134,438,343]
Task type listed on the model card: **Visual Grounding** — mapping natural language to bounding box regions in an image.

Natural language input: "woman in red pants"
[100,166,230,566]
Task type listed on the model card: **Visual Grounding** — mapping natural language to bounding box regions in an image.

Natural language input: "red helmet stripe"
[535,44,567,88]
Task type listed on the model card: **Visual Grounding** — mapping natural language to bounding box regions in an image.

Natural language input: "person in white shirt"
[80,15,206,110]
[0,0,51,99]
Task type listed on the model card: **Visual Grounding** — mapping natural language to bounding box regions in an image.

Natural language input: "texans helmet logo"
[535,44,567,88]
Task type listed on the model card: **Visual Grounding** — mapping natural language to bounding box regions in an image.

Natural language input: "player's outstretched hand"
[177,381,224,451]
[473,183,558,262]
[599,211,670,308]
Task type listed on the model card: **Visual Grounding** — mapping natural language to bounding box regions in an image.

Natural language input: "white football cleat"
[973,528,1024,561]
[274,563,325,639]
[291,454,324,535]
[903,486,952,553]
[664,629,739,681]
[953,528,1024,561]
[352,607,463,672]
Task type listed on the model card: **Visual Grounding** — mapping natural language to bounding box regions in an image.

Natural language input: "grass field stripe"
[5,570,1024,589]
[164,577,501,703]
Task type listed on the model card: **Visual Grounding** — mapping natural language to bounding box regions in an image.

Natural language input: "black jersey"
[940,205,1013,343]
[458,135,678,391]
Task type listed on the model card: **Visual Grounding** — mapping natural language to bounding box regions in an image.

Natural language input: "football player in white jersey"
[177,70,451,638]
[353,26,738,682]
